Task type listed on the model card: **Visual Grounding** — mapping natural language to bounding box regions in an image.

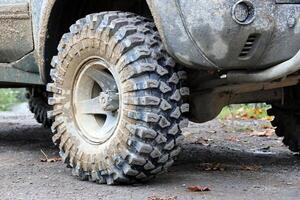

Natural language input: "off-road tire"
[268,86,300,152]
[47,12,189,184]
[27,87,53,128]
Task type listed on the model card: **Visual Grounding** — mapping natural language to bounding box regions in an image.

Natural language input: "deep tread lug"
[170,107,181,119]
[150,166,162,175]
[126,153,147,166]
[164,140,175,150]
[181,103,190,113]
[180,87,190,96]
[168,73,179,84]
[159,82,172,93]
[158,154,169,164]
[160,99,172,111]
[168,124,179,135]
[127,111,160,123]
[170,90,181,102]
[128,140,153,154]
[150,148,162,158]
[144,161,156,170]
[122,163,139,176]
[126,124,157,139]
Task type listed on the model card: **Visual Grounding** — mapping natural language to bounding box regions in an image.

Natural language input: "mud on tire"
[47,12,189,184]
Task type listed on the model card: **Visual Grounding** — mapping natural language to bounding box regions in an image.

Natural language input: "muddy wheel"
[268,86,300,152]
[27,87,53,128]
[47,12,189,184]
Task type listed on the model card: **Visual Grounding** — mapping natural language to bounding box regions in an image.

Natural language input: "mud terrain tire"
[47,12,189,184]
[27,87,53,128]
[268,86,300,152]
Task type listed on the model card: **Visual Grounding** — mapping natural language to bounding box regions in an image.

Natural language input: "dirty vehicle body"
[2,0,300,184]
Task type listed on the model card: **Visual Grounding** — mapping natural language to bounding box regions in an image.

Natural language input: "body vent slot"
[239,34,258,58]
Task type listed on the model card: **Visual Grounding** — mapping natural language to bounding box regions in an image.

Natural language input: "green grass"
[0,89,26,111]
[218,103,272,120]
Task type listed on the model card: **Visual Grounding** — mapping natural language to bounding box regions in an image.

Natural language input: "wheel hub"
[72,58,121,145]
[99,91,119,112]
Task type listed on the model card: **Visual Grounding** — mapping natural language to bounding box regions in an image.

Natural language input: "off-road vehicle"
[2,0,300,184]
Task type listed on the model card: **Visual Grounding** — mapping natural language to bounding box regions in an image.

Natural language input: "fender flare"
[31,0,56,83]
[146,0,216,69]
[35,0,178,83]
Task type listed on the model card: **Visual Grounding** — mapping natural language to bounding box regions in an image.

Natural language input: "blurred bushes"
[0,89,26,111]
[218,103,272,121]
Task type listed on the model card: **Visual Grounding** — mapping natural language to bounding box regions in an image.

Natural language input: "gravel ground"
[0,103,299,200]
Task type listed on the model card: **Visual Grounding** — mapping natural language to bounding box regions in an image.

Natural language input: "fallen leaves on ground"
[220,105,272,120]
[236,107,263,120]
[240,165,262,171]
[187,185,211,192]
[226,136,240,142]
[250,129,275,137]
[262,116,274,122]
[191,138,212,146]
[40,150,62,163]
[240,113,253,120]
[147,195,177,200]
[40,157,62,163]
[261,124,273,129]
[199,163,225,171]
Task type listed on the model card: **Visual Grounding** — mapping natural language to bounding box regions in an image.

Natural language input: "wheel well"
[43,0,152,83]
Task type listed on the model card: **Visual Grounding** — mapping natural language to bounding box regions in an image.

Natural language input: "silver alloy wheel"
[73,58,120,145]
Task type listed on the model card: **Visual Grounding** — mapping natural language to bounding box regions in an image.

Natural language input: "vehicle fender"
[31,0,56,83]
[146,0,217,69]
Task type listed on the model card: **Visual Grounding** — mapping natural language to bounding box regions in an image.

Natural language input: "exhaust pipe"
[226,49,300,84]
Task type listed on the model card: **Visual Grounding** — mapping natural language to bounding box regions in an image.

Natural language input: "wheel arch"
[34,0,152,83]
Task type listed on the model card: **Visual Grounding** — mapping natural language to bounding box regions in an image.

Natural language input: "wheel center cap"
[73,58,121,145]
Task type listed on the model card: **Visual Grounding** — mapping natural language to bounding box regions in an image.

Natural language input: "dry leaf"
[253,108,263,116]
[240,165,262,171]
[199,163,225,171]
[40,157,62,163]
[192,138,210,146]
[40,150,62,163]
[226,136,240,142]
[250,129,274,137]
[207,130,217,134]
[240,113,249,120]
[148,195,177,200]
[262,124,273,129]
[262,116,274,121]
[187,186,211,192]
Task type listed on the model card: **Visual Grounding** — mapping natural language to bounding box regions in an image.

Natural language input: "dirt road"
[0,104,299,200]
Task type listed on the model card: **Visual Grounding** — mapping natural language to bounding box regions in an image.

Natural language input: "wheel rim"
[73,58,120,145]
